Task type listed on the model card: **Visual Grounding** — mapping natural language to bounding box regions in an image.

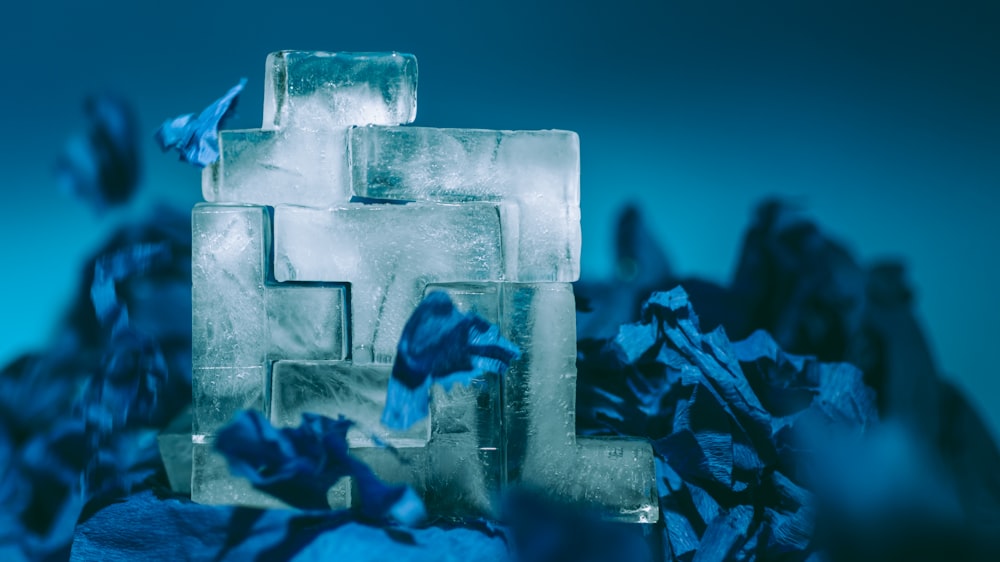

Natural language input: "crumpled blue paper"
[215,410,425,525]
[155,79,246,167]
[382,291,520,430]
[579,285,877,560]
[56,94,141,212]
[72,490,508,562]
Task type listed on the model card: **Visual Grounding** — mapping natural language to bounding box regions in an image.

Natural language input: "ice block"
[501,283,658,522]
[272,202,504,363]
[192,204,268,370]
[202,127,351,207]
[263,51,417,131]
[350,126,581,282]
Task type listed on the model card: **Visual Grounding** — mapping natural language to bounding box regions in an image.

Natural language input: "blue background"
[1,0,997,430]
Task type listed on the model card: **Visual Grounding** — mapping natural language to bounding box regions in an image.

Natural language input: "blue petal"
[215,411,425,524]
[155,79,247,167]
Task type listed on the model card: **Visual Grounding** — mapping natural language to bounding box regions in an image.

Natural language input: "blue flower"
[215,410,426,525]
[155,79,246,167]
[382,291,520,430]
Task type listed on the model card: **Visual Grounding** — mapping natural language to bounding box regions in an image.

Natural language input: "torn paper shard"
[264,51,418,131]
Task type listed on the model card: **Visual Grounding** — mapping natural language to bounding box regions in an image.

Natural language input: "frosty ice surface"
[190,51,656,522]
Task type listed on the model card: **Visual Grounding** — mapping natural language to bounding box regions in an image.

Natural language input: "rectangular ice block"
[500,283,658,523]
[272,203,504,363]
[350,126,581,282]
[270,360,429,447]
[192,204,268,369]
[202,128,351,207]
[193,366,265,435]
[266,284,348,362]
[264,51,418,131]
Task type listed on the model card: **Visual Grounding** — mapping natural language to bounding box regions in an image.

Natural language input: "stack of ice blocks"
[193,51,658,522]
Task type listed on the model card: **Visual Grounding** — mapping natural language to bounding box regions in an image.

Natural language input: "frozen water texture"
[273,203,504,363]
[193,366,265,435]
[264,51,417,131]
[191,437,285,509]
[192,205,268,369]
[502,283,658,522]
[270,360,429,446]
[202,128,351,207]
[351,126,581,282]
[266,284,347,362]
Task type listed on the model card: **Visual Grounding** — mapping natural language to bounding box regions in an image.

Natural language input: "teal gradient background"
[1,1,997,429]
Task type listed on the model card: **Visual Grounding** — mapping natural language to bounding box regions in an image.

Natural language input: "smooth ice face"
[192,204,348,436]
[266,284,347,362]
[192,205,268,369]
[193,366,265,435]
[202,128,351,207]
[263,51,417,131]
[270,360,429,447]
[501,283,659,522]
[272,203,504,363]
[351,127,581,282]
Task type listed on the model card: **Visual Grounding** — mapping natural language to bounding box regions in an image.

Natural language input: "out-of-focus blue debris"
[71,490,508,562]
[0,207,192,559]
[56,94,141,212]
[215,410,426,525]
[576,200,1000,560]
[382,291,520,431]
[155,78,246,167]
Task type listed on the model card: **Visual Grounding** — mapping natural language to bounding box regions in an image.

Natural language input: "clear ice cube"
[202,128,351,207]
[192,204,269,369]
[272,202,504,363]
[266,284,348,362]
[264,51,417,131]
[501,283,658,522]
[193,366,265,435]
[350,126,581,282]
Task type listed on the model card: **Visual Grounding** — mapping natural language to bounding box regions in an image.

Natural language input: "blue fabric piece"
[56,94,141,212]
[383,291,520,430]
[215,410,426,525]
[155,78,246,167]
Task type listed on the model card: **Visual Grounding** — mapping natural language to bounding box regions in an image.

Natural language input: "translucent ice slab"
[272,203,504,363]
[263,51,418,131]
[501,283,658,523]
[270,360,429,447]
[192,205,269,370]
[351,126,581,282]
[193,366,265,435]
[202,128,351,207]
[265,284,348,362]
